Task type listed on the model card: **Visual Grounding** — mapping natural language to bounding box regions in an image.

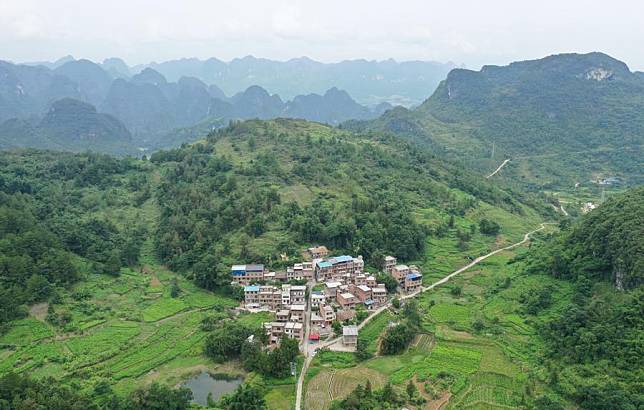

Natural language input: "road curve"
[294,223,551,410]
[486,159,510,178]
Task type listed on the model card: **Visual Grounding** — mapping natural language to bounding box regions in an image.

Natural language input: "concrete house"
[354,285,372,302]
[231,264,266,285]
[337,292,357,310]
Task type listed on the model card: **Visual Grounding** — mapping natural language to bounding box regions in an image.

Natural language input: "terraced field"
[0,262,240,397]
[305,367,387,410]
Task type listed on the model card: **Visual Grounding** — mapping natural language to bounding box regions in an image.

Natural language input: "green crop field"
[357,310,394,354]
[310,221,570,409]
[0,261,241,399]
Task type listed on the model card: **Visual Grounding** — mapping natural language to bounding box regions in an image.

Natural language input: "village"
[230,246,423,351]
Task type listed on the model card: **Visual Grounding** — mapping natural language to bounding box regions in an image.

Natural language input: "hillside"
[518,187,643,408]
[0,118,553,408]
[349,52,644,188]
[0,98,135,155]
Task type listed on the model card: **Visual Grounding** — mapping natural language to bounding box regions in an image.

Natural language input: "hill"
[0,118,555,408]
[518,187,643,408]
[0,98,135,155]
[349,52,644,188]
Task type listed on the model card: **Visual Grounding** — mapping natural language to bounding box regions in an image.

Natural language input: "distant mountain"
[350,52,644,187]
[0,57,396,152]
[136,56,456,106]
[0,61,81,122]
[149,85,386,149]
[54,59,113,106]
[0,98,134,155]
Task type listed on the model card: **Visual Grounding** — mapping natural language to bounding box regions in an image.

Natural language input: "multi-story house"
[231,264,266,285]
[268,322,286,344]
[276,309,290,322]
[258,285,282,310]
[354,285,372,302]
[287,262,314,281]
[285,322,303,340]
[244,285,260,305]
[384,256,397,274]
[311,292,325,309]
[289,304,306,323]
[404,270,423,293]
[315,255,364,281]
[324,281,341,302]
[337,292,357,310]
[371,287,387,305]
[289,285,306,304]
[391,264,410,287]
[320,304,336,324]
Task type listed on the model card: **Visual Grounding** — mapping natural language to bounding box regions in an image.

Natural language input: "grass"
[313,219,567,409]
[0,319,53,346]
[142,297,188,322]
[0,260,239,397]
[357,310,393,354]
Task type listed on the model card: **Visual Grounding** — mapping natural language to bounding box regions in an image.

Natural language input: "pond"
[182,372,243,406]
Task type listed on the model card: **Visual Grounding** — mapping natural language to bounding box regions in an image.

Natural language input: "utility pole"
[491,142,495,159]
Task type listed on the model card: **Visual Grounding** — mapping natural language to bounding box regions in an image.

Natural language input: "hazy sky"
[1,0,642,70]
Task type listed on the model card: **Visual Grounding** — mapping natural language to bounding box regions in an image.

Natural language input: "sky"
[1,0,642,70]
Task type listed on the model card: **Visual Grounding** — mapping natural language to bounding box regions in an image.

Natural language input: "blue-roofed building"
[315,255,364,281]
[230,264,266,285]
[404,270,423,293]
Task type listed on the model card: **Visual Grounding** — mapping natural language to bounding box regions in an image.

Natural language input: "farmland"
[0,255,246,398]
[303,234,570,409]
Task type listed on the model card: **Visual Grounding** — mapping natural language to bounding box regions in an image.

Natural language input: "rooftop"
[331,255,354,264]
[290,304,306,311]
[343,325,358,336]
[339,292,355,299]
[246,264,264,271]
[406,272,422,280]
[244,285,260,292]
[317,261,333,268]
[357,285,371,292]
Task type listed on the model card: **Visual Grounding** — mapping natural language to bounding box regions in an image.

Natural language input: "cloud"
[0,0,641,69]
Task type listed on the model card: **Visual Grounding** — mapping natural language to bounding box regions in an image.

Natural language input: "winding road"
[294,223,551,410]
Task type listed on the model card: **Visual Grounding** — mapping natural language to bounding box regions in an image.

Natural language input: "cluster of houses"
[231,246,423,345]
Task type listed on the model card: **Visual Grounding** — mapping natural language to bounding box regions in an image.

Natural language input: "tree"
[479,219,501,236]
[406,380,417,400]
[169,278,180,298]
[355,338,372,361]
[127,383,192,410]
[450,285,462,297]
[219,384,266,410]
[105,250,122,276]
[204,322,254,362]
[391,298,401,309]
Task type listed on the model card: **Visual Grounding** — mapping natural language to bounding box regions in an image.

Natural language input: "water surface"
[182,372,242,406]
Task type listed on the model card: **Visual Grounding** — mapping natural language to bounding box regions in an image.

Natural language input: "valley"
[0,50,641,410]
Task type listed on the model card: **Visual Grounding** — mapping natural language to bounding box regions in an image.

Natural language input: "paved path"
[486,159,510,178]
[294,223,551,410]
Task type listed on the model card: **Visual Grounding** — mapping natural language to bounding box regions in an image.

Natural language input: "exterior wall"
[384,256,397,274]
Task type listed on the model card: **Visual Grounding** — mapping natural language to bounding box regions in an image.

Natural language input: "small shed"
[342,325,358,346]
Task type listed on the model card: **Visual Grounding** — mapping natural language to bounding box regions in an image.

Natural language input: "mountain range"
[0,58,392,153]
